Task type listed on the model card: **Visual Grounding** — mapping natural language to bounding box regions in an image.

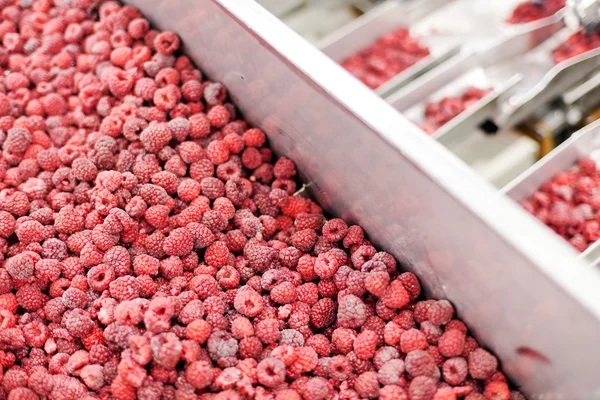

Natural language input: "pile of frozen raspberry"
[0,1,525,399]
[506,0,565,24]
[419,87,491,135]
[552,29,600,64]
[520,157,600,252]
[340,28,430,90]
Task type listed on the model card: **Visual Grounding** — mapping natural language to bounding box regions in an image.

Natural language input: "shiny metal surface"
[388,17,600,143]
[502,120,600,265]
[125,0,600,396]
[500,28,600,127]
[318,0,460,97]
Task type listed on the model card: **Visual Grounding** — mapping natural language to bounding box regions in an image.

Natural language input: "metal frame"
[125,0,600,396]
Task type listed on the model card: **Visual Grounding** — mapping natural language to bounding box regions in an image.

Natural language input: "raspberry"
[140,123,172,153]
[354,371,379,398]
[5,252,36,280]
[154,31,180,54]
[15,219,45,244]
[397,271,421,300]
[484,381,510,400]
[16,284,44,311]
[207,105,230,128]
[153,85,181,111]
[257,357,286,387]
[336,294,367,328]
[22,320,49,348]
[442,357,468,385]
[206,140,230,164]
[64,308,94,338]
[438,329,465,357]
[0,211,16,238]
[162,227,194,256]
[310,297,336,329]
[243,128,266,147]
[270,281,297,304]
[291,229,317,252]
[426,300,454,326]
[273,157,296,180]
[109,276,140,301]
[62,287,87,309]
[255,318,280,344]
[468,349,498,380]
[382,280,410,309]
[363,268,390,297]
[201,177,225,199]
[232,289,263,317]
[353,330,378,360]
[401,328,428,353]
[186,360,213,389]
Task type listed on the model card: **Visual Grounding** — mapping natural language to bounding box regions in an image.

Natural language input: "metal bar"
[124,0,600,396]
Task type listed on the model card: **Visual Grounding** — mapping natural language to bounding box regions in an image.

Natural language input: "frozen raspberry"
[438,329,465,357]
[405,350,436,378]
[484,381,510,400]
[185,319,211,344]
[242,128,266,147]
[273,157,296,180]
[337,294,367,328]
[256,357,286,387]
[382,280,410,309]
[397,271,421,299]
[5,252,36,280]
[207,105,230,128]
[270,281,297,304]
[0,211,16,238]
[62,287,87,309]
[201,177,225,200]
[16,284,44,311]
[255,318,280,344]
[206,140,230,164]
[15,220,44,244]
[131,255,159,276]
[140,123,172,153]
[65,308,94,338]
[22,320,49,348]
[186,360,213,389]
[353,330,378,360]
[354,371,379,398]
[442,357,468,385]
[154,31,180,54]
[109,276,140,301]
[310,297,336,329]
[401,329,428,353]
[468,349,498,380]
[162,227,194,256]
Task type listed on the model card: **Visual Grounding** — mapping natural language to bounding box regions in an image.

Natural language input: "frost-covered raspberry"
[182,362,213,392]
[257,357,286,387]
[438,329,465,357]
[109,276,140,301]
[468,348,498,380]
[354,371,379,398]
[427,300,454,326]
[310,298,336,329]
[337,294,368,329]
[15,220,45,244]
[354,330,378,360]
[5,252,36,280]
[442,357,468,385]
[162,227,194,256]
